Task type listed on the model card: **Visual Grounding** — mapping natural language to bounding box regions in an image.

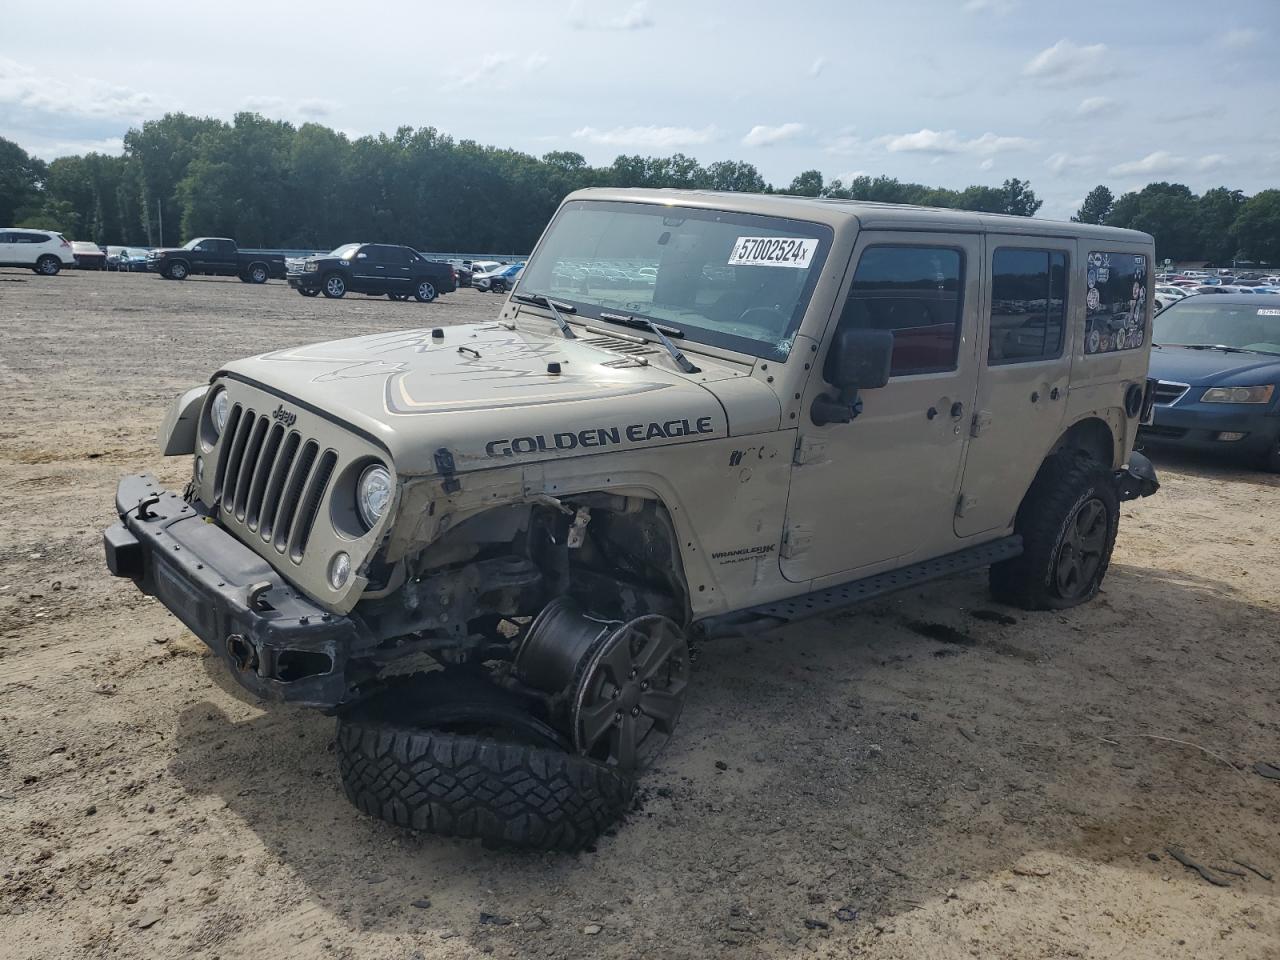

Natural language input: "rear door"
[782,232,983,581]
[954,237,1073,537]
[13,231,48,265]
[388,246,415,293]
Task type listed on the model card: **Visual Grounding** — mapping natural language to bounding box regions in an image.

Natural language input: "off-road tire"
[989,452,1119,610]
[336,720,634,851]
[36,255,61,276]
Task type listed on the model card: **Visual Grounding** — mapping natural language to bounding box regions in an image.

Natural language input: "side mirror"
[812,328,894,426]
[356,252,368,259]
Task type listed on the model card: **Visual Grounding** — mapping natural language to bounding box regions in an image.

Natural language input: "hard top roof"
[564,187,1154,245]
[1164,293,1280,306]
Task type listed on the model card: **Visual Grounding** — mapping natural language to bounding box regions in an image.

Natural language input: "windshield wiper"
[511,292,577,339]
[598,312,700,373]
[1178,343,1251,353]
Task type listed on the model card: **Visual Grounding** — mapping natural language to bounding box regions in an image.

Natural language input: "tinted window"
[1086,251,1148,353]
[14,232,48,243]
[385,246,412,266]
[988,249,1068,364]
[838,246,964,376]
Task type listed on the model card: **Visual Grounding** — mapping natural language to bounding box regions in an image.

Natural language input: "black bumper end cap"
[104,523,145,578]
[1116,450,1160,501]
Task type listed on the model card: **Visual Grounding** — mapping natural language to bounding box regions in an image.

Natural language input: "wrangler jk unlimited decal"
[486,416,715,457]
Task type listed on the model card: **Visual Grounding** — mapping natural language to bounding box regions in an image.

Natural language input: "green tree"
[1073,185,1114,224]
[1196,187,1246,263]
[1232,190,1280,265]
[707,160,765,193]
[787,170,823,197]
[0,137,47,224]
[1106,183,1200,261]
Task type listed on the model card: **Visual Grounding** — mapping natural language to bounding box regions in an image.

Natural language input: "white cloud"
[1108,151,1185,176]
[1045,152,1095,174]
[963,0,1018,12]
[979,158,994,171]
[0,57,157,120]
[1218,27,1262,49]
[443,53,513,91]
[524,52,550,71]
[242,95,337,121]
[742,122,805,147]
[1023,39,1111,85]
[571,1,654,30]
[824,133,865,155]
[26,136,124,160]
[571,124,718,148]
[809,57,826,78]
[877,128,1035,156]
[1075,96,1116,118]
[1196,154,1229,172]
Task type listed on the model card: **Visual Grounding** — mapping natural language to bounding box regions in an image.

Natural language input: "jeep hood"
[218,323,775,476]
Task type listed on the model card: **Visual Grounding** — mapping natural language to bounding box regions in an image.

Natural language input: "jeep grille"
[214,403,338,563]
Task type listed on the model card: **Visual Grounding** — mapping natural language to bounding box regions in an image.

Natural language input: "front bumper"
[288,272,321,291]
[1139,397,1278,457]
[105,474,374,709]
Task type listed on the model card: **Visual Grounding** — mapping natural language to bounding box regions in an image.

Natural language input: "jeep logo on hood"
[486,417,714,458]
[271,403,298,427]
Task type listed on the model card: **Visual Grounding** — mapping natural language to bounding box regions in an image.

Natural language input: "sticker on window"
[728,236,818,269]
[1260,308,1280,316]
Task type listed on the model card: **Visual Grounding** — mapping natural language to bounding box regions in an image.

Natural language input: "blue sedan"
[1141,294,1280,471]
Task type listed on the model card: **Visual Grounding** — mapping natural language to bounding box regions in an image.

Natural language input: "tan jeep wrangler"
[105,188,1159,849]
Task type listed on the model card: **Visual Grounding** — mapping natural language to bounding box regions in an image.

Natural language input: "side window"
[1085,251,1148,354]
[839,245,964,376]
[16,232,46,244]
[988,249,1068,364]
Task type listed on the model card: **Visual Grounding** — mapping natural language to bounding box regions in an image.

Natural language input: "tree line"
[0,112,1275,263]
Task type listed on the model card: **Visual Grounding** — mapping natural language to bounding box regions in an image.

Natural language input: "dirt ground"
[1,269,1277,960]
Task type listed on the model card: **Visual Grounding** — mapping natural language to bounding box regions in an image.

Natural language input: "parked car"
[72,241,107,270]
[147,238,286,282]
[288,243,458,301]
[1156,284,1191,301]
[105,187,1160,851]
[447,259,474,286]
[468,259,504,280]
[105,246,149,271]
[0,228,75,275]
[473,262,524,293]
[1142,293,1280,470]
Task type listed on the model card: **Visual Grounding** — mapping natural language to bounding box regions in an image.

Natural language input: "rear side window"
[15,232,48,243]
[839,245,965,376]
[1086,251,1148,353]
[988,249,1068,364]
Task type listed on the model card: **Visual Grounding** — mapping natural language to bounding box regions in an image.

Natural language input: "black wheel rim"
[572,615,688,772]
[1054,497,1108,598]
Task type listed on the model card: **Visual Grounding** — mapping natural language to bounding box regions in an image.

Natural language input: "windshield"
[517,199,834,360]
[329,244,361,259]
[1154,300,1280,355]
[181,238,203,250]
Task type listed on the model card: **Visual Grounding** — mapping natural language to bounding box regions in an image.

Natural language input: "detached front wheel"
[335,671,634,851]
[990,452,1119,610]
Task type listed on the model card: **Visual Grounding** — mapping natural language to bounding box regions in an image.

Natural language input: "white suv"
[0,228,76,275]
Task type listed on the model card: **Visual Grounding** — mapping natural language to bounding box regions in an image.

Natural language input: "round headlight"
[357,464,392,529]
[329,552,351,590]
[210,388,230,437]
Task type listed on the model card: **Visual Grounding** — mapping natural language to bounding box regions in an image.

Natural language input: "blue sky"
[2,0,1276,219]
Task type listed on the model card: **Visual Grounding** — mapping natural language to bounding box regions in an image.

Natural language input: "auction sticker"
[728,236,818,269]
[1259,308,1280,316]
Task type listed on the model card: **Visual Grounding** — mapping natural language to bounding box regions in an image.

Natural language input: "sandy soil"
[1,269,1277,960]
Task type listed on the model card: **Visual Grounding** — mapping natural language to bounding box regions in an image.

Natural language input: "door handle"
[950,401,964,419]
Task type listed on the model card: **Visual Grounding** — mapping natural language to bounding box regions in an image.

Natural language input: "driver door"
[782,232,982,583]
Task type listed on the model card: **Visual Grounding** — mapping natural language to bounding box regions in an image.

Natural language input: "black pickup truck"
[147,238,287,283]
[288,242,457,301]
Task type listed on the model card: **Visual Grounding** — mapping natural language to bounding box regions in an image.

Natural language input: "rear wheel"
[248,264,268,284]
[990,452,1119,610]
[414,280,438,303]
[322,273,346,298]
[36,255,61,276]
